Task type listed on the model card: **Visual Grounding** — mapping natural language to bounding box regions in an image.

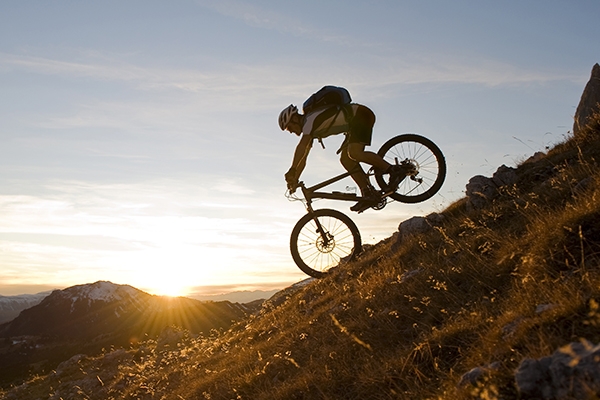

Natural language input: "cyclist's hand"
[285,169,299,193]
[287,180,299,193]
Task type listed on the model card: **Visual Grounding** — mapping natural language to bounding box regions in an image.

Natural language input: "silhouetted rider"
[279,97,404,212]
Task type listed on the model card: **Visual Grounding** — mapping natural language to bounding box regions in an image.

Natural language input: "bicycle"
[286,133,446,278]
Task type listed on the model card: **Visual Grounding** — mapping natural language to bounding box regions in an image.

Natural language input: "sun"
[150,281,189,297]
[140,269,191,298]
[123,238,232,299]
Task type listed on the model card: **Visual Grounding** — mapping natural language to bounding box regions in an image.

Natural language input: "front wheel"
[375,134,446,203]
[290,209,362,278]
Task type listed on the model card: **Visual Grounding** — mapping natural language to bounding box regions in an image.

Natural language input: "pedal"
[371,198,387,210]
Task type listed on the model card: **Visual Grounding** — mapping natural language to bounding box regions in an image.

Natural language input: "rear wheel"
[290,209,361,278]
[375,134,446,203]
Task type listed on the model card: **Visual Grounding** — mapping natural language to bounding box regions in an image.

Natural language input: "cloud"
[0,52,151,82]
[196,0,352,45]
[0,51,583,110]
[0,232,144,251]
[0,177,301,295]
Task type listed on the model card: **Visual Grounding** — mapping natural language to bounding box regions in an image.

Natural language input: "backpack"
[302,86,352,114]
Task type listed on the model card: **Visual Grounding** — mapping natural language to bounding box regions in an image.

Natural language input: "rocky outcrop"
[391,212,445,250]
[515,340,600,399]
[465,164,517,210]
[392,164,517,244]
[574,63,600,136]
[398,212,444,237]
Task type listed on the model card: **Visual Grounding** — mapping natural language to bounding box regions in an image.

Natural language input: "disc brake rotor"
[315,232,335,253]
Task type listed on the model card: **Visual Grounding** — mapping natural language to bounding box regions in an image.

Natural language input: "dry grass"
[4,112,600,400]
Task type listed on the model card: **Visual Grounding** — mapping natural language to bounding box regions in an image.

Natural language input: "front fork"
[301,188,332,246]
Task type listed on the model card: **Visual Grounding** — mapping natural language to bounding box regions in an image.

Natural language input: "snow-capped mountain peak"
[59,281,143,302]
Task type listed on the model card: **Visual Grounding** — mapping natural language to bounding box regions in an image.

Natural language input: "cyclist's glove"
[285,168,298,191]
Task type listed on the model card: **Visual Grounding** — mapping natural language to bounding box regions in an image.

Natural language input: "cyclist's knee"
[340,151,356,169]
[347,144,366,162]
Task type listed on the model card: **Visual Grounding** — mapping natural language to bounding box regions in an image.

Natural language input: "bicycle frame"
[295,166,401,214]
[297,169,362,211]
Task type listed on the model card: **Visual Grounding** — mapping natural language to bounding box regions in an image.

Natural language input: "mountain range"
[0,287,279,324]
[0,280,261,388]
[0,291,52,324]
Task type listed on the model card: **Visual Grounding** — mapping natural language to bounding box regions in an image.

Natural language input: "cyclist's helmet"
[278,104,298,131]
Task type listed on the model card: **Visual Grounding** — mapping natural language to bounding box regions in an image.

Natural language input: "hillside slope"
[3,113,600,399]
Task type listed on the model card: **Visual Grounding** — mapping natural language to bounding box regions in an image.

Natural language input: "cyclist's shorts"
[347,105,376,145]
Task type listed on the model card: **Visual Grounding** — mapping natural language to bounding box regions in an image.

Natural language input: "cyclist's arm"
[288,134,313,180]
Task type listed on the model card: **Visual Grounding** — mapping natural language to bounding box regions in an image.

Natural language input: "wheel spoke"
[376,134,446,204]
[290,210,361,277]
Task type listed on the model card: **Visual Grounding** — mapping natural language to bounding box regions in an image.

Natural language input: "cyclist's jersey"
[302,104,359,139]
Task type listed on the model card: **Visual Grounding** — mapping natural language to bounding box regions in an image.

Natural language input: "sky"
[0,0,598,297]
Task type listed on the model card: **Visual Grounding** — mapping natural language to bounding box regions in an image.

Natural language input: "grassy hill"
[3,112,600,399]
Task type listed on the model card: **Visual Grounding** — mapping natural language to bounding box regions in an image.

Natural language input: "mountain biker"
[279,99,405,212]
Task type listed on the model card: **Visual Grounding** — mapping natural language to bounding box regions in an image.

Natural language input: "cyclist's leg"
[347,106,407,191]
[347,143,390,171]
[346,105,390,171]
[340,149,370,192]
[341,148,381,212]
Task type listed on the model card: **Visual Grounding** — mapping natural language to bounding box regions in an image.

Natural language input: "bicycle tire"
[375,134,446,203]
[290,209,362,278]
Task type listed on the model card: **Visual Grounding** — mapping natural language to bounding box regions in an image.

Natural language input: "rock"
[515,340,600,399]
[574,63,600,136]
[465,165,517,210]
[524,151,546,164]
[492,164,517,187]
[398,216,430,236]
[100,348,132,367]
[55,354,87,376]
[574,176,595,196]
[515,357,553,398]
[501,316,525,338]
[458,366,485,387]
[536,304,558,314]
[457,362,501,387]
[398,268,424,283]
[426,212,445,226]
[392,213,445,251]
[466,175,497,210]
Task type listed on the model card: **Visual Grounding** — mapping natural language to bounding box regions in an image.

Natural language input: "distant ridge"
[190,289,280,303]
[0,280,251,339]
[0,291,53,324]
[0,280,256,387]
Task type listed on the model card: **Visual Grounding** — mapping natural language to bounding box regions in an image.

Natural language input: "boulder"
[515,340,600,399]
[392,213,445,251]
[492,164,517,187]
[398,213,444,236]
[398,216,430,236]
[465,165,517,210]
[466,175,497,210]
[574,63,600,136]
